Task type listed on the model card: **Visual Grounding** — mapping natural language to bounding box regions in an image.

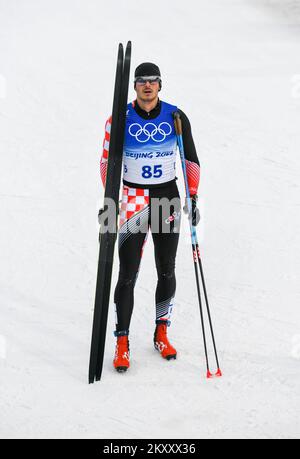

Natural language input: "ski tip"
[125,41,132,59]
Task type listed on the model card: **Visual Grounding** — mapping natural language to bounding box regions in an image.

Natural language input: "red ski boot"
[154,322,177,360]
[113,335,130,373]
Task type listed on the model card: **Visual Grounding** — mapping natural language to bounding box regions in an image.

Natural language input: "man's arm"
[178,109,200,197]
[100,116,112,188]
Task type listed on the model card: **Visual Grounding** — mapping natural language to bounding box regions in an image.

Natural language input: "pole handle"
[173,111,183,136]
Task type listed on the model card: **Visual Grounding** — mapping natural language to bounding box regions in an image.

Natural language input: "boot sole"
[166,354,177,361]
[154,346,177,361]
[115,366,129,373]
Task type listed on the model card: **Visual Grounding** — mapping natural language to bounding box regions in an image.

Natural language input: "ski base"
[89,41,131,384]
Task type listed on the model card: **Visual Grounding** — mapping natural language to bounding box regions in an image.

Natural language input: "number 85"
[142,165,162,179]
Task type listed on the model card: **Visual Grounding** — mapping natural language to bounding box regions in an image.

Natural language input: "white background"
[0,0,299,439]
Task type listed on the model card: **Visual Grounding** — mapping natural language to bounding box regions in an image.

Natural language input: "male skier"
[100,62,200,372]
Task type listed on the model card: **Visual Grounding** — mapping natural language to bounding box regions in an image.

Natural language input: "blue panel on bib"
[123,102,178,185]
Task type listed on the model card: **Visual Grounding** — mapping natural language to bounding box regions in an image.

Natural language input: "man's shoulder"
[160,103,189,122]
[160,100,178,111]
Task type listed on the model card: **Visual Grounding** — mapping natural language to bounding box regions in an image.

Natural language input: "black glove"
[183,195,200,226]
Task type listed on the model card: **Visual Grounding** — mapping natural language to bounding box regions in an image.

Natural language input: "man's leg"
[151,186,181,326]
[114,186,150,335]
[151,184,181,360]
[152,227,180,326]
[114,229,149,334]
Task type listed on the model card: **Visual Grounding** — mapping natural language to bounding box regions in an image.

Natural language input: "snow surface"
[0,0,300,440]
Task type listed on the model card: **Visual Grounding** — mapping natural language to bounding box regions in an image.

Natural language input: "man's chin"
[140,94,157,103]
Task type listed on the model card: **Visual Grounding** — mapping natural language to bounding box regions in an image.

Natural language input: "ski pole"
[173,111,222,378]
[197,247,222,377]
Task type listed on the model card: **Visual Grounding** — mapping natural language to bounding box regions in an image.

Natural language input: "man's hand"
[183,195,200,226]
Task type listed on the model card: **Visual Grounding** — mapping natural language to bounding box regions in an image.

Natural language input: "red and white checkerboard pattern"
[100,116,112,187]
[119,186,150,228]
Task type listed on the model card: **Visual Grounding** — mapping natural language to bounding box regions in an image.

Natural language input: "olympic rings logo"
[128,122,172,143]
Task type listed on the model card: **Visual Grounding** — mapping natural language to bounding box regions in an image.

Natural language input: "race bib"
[123,102,178,185]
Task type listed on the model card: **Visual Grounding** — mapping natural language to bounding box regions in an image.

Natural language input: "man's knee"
[157,260,176,280]
[118,270,139,287]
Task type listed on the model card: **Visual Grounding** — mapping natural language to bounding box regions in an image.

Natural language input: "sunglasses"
[134,76,161,86]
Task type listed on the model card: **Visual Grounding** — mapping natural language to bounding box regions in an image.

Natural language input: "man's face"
[135,77,160,103]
